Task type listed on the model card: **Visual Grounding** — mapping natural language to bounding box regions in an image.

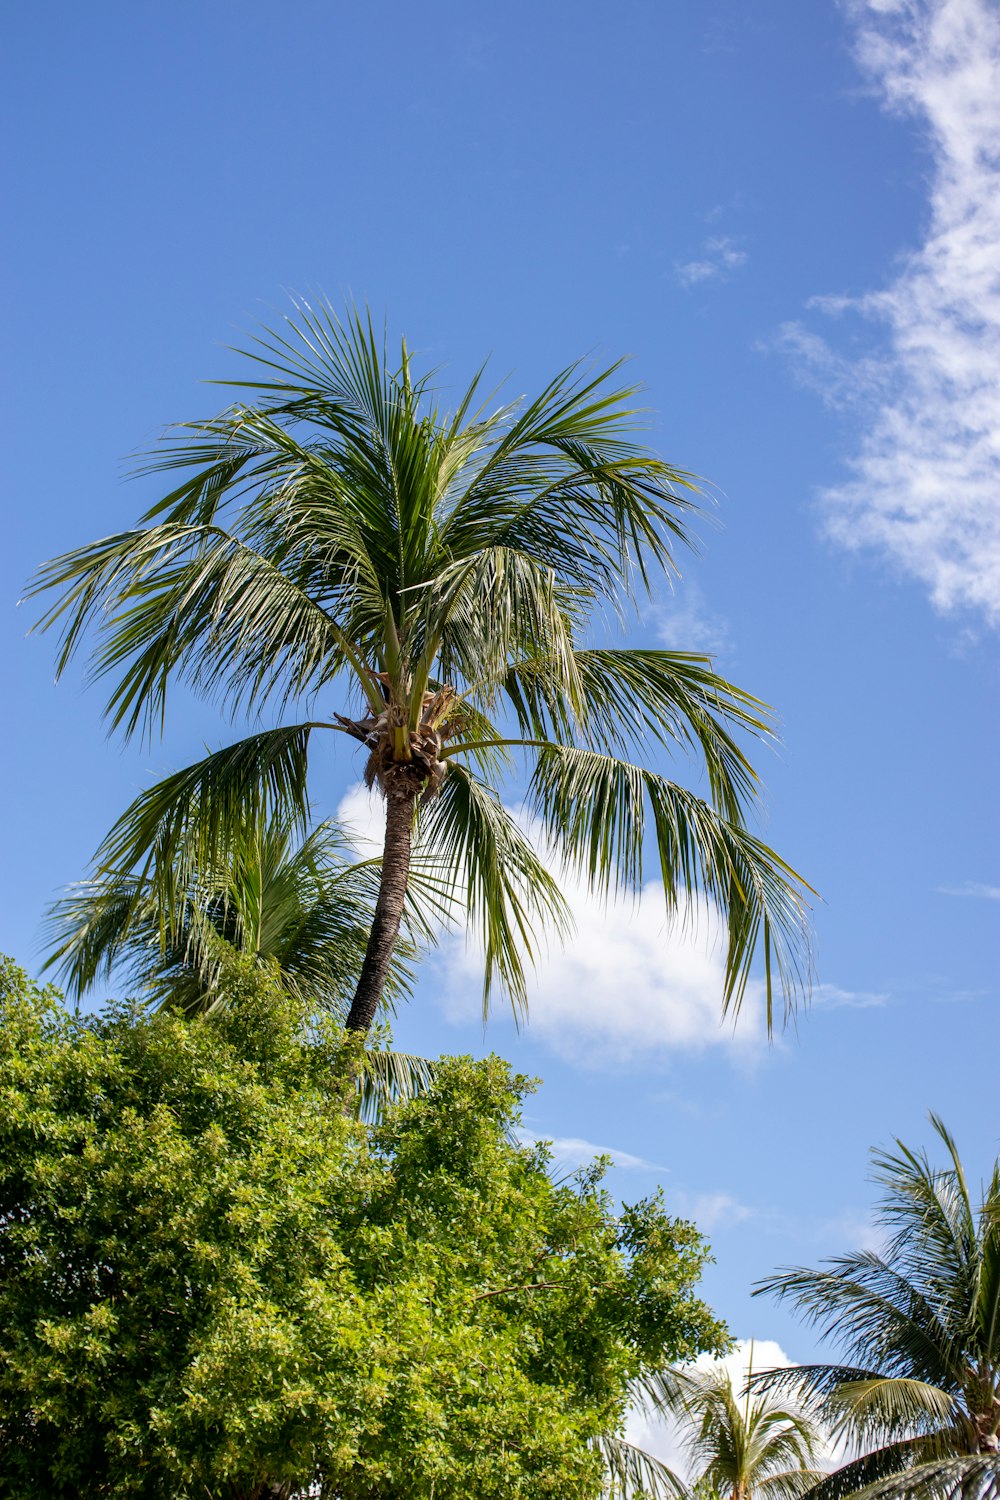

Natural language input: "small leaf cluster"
[0,956,726,1498]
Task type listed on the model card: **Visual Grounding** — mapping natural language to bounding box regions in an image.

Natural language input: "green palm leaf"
[43,815,417,1017]
[625,1358,826,1500]
[596,1432,690,1498]
[416,762,571,1017]
[525,745,812,1028]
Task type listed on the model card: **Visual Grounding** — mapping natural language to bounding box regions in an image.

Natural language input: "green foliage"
[0,955,726,1499]
[756,1117,1000,1500]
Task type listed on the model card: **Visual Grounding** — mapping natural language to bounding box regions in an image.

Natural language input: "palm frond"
[30,296,815,1034]
[756,1470,831,1500]
[756,1256,967,1394]
[824,1377,959,1445]
[92,725,317,929]
[596,1432,690,1499]
[503,648,769,821]
[355,1048,438,1124]
[43,811,422,1019]
[757,1257,965,1396]
[526,745,813,1029]
[757,1123,1000,1492]
[417,763,571,1018]
[805,1451,1000,1500]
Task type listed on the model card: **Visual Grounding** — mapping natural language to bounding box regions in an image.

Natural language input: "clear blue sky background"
[3,0,999,1374]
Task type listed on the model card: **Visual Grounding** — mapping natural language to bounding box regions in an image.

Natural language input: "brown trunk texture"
[345,785,416,1035]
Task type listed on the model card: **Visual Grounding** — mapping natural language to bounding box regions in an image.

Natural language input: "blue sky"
[3,0,999,1426]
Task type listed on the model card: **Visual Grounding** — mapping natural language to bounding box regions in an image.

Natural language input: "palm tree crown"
[43,813,417,1016]
[32,301,812,1034]
[756,1117,1000,1500]
[673,1362,826,1500]
[601,1355,825,1500]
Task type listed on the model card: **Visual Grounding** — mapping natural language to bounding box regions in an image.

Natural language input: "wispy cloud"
[655,582,732,657]
[517,1130,663,1174]
[811,982,890,1009]
[674,1190,758,1232]
[938,879,1000,900]
[781,0,1000,623]
[675,235,748,288]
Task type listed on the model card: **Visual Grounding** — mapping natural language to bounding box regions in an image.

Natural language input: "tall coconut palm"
[756,1117,1000,1500]
[43,813,438,1117]
[600,1356,826,1499]
[31,300,812,1037]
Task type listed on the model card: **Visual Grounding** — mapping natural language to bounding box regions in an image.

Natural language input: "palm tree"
[756,1116,1000,1500]
[44,812,437,1117]
[31,300,812,1038]
[44,813,411,1014]
[600,1354,826,1499]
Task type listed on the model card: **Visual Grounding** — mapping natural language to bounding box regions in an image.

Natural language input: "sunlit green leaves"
[0,957,725,1498]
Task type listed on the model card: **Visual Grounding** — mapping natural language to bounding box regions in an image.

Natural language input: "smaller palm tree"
[756,1116,1000,1500]
[600,1354,826,1500]
[43,812,438,1116]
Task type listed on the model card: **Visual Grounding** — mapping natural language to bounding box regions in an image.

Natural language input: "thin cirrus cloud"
[515,1130,664,1174]
[655,582,732,658]
[675,234,748,287]
[778,0,1000,624]
[811,982,890,1009]
[937,879,1000,900]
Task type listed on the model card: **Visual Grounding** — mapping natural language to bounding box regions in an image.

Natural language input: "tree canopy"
[0,955,727,1499]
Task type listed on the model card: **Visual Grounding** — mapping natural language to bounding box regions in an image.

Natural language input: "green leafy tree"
[756,1116,1000,1500]
[0,954,727,1499]
[600,1355,825,1500]
[31,302,812,1038]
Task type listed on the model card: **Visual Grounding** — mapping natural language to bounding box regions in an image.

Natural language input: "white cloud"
[338,783,878,1066]
[340,783,768,1068]
[784,0,1000,623]
[336,782,386,856]
[676,234,748,287]
[655,582,732,657]
[440,869,771,1067]
[938,878,1000,900]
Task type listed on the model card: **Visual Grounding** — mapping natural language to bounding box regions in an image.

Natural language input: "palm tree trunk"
[345,785,416,1034]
